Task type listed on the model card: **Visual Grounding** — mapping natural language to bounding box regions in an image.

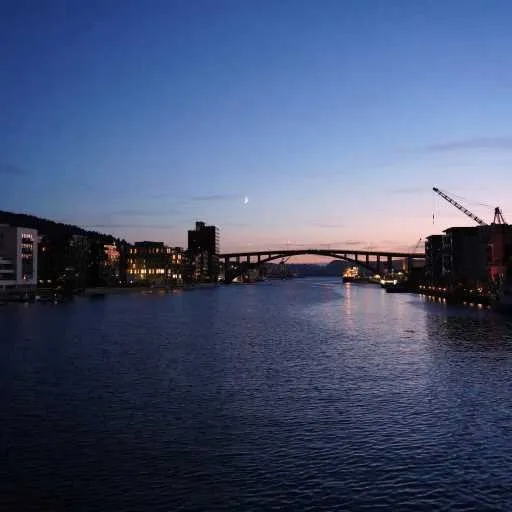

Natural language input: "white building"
[0,225,38,290]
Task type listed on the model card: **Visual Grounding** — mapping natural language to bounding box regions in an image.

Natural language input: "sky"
[2,0,512,260]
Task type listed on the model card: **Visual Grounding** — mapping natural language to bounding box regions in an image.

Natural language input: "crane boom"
[433,187,487,226]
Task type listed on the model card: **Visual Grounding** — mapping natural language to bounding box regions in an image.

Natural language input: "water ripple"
[2,281,512,510]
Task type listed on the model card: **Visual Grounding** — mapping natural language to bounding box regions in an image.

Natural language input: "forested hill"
[0,210,116,243]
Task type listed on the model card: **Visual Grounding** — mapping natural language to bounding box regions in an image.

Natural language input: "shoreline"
[82,282,220,296]
[83,286,161,295]
[1,282,222,303]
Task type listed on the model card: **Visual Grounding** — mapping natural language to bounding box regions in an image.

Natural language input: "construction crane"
[432,187,487,225]
[433,187,507,225]
[493,207,507,225]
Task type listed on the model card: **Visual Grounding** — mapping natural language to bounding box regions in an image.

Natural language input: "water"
[2,279,512,511]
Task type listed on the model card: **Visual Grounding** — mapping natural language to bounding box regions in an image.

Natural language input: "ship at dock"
[342,266,359,283]
[342,266,376,284]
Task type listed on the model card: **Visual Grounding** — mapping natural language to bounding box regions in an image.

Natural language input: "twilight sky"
[3,0,512,257]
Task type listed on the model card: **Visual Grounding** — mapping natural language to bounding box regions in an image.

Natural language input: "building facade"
[103,243,121,283]
[85,240,122,286]
[66,234,90,287]
[487,224,512,283]
[442,226,490,288]
[187,221,219,282]
[425,235,444,285]
[0,225,38,290]
[127,241,183,285]
[0,256,15,287]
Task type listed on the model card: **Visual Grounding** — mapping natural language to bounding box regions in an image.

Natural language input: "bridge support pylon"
[223,257,233,284]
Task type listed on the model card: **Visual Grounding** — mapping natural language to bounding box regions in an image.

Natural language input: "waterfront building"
[104,243,119,265]
[0,225,38,291]
[127,241,183,285]
[425,235,444,285]
[442,226,490,288]
[0,256,16,288]
[68,234,90,281]
[117,241,129,284]
[487,224,512,283]
[187,221,219,282]
[37,233,89,286]
[85,239,122,286]
[103,243,121,283]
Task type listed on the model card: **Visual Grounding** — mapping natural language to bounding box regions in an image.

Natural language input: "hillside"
[0,210,116,243]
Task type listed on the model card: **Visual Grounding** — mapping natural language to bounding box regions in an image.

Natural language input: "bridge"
[220,248,425,283]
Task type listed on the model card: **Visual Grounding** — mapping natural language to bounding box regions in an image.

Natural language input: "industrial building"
[127,241,183,285]
[0,225,38,292]
[187,221,219,282]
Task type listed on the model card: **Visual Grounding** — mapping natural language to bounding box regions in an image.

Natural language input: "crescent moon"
[243,196,249,205]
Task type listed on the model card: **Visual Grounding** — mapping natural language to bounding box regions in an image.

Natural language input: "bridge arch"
[223,249,385,282]
[256,252,377,273]
[221,248,424,283]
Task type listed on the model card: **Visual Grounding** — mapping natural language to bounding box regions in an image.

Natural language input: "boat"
[342,266,359,283]
[342,266,373,283]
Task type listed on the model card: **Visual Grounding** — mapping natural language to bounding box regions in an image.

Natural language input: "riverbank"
[1,282,224,303]
[82,286,172,296]
[83,282,220,296]
[417,285,491,307]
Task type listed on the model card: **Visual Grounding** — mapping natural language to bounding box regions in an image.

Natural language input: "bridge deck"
[220,249,425,258]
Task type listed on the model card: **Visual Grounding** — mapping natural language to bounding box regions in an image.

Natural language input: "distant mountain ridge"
[0,210,116,243]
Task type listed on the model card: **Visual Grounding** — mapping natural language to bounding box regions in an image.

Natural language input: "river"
[2,279,512,510]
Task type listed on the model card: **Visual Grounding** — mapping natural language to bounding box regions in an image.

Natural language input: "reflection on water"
[2,279,512,511]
